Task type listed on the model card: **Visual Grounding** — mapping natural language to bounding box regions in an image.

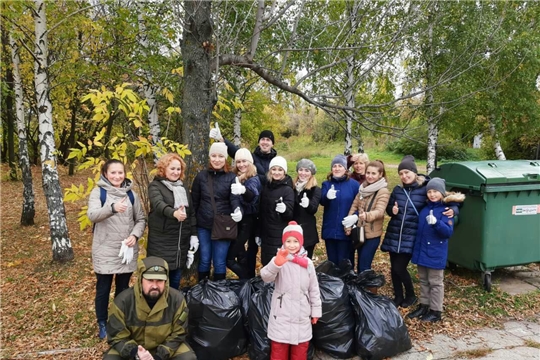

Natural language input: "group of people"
[88,126,464,359]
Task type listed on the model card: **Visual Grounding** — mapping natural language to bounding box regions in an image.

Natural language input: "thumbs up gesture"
[231,207,243,222]
[209,122,222,141]
[426,209,437,225]
[392,201,399,215]
[300,193,309,208]
[327,185,337,200]
[231,177,246,195]
[275,197,286,213]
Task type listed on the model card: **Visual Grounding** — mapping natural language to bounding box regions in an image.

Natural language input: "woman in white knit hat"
[226,148,262,279]
[191,142,243,281]
[258,156,295,266]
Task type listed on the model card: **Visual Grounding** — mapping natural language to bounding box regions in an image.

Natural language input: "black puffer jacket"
[259,175,295,249]
[293,186,321,248]
[147,178,197,270]
[191,169,242,231]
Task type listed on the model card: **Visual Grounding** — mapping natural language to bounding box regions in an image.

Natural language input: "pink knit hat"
[282,221,304,246]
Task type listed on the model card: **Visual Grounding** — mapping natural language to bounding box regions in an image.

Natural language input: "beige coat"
[261,254,322,345]
[88,178,146,274]
[348,187,390,239]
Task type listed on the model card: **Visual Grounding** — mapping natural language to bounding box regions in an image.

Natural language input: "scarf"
[161,180,189,209]
[295,179,308,193]
[283,246,309,268]
[358,178,387,199]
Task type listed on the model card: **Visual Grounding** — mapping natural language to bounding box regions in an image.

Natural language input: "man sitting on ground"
[103,256,196,360]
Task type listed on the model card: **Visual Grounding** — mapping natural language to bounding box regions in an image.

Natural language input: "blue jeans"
[324,239,352,268]
[95,272,132,323]
[354,237,380,273]
[169,268,182,290]
[197,227,230,274]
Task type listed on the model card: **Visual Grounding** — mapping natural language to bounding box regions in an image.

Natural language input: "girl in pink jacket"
[261,221,322,360]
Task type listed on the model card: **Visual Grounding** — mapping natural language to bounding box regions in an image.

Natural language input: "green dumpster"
[429,160,540,291]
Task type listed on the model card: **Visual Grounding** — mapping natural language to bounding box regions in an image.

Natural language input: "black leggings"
[226,215,255,279]
[389,252,415,300]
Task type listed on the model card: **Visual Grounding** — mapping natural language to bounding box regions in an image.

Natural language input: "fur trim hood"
[443,191,465,204]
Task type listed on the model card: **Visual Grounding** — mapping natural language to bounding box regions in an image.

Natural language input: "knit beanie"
[269,156,287,173]
[258,130,275,144]
[426,177,446,197]
[209,142,228,158]
[296,158,317,175]
[331,154,347,169]
[235,148,253,163]
[398,155,418,173]
[282,221,304,246]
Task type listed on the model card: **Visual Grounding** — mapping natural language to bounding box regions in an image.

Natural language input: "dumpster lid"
[430,160,540,190]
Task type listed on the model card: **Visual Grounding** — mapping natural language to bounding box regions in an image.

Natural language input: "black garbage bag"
[312,273,356,359]
[348,284,412,360]
[316,259,356,282]
[355,269,386,289]
[238,276,265,331]
[247,282,274,360]
[187,280,248,359]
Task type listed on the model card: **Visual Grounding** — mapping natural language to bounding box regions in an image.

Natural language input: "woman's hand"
[125,235,137,247]
[173,206,187,222]
[113,197,128,213]
[311,317,319,325]
[392,201,399,215]
[358,209,367,221]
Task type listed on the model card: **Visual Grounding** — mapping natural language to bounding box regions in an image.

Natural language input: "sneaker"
[400,295,417,308]
[407,304,429,319]
[420,310,442,322]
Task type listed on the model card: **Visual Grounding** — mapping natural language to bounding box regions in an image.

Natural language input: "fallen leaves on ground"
[1,164,539,359]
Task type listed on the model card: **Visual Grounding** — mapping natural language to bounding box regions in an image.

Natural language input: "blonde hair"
[235,162,257,182]
[293,174,318,189]
[156,153,186,180]
[352,153,369,167]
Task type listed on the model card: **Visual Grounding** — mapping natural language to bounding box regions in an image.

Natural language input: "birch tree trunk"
[233,106,242,147]
[181,0,213,188]
[10,34,36,226]
[33,0,74,262]
[2,24,17,179]
[489,117,506,160]
[425,10,438,174]
[344,57,355,156]
[137,3,161,157]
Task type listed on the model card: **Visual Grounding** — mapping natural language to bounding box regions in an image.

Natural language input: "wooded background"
[1,0,539,261]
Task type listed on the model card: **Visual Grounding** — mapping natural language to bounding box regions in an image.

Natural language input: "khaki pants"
[103,343,196,360]
[417,265,444,312]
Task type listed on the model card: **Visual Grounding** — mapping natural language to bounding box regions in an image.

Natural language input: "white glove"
[327,185,337,200]
[231,207,243,222]
[231,177,246,195]
[190,235,199,253]
[118,240,134,264]
[275,197,286,213]
[342,214,359,228]
[209,122,222,140]
[255,236,262,246]
[426,210,437,225]
[300,193,309,208]
[186,250,195,269]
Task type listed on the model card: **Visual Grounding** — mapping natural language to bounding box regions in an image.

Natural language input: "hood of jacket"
[97,175,134,195]
[443,191,466,204]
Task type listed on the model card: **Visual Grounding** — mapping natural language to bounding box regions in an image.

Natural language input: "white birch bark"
[233,106,242,147]
[489,117,506,160]
[344,57,354,156]
[33,0,74,261]
[137,3,161,154]
[10,34,36,226]
[426,119,438,174]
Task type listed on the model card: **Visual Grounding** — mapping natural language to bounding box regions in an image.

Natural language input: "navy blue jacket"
[239,175,261,216]
[411,200,454,270]
[191,169,242,230]
[320,177,360,241]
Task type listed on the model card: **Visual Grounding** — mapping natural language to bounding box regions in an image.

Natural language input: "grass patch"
[524,339,540,349]
[454,347,494,358]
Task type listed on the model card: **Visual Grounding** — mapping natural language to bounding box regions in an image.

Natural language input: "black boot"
[213,273,227,281]
[401,295,418,308]
[198,271,210,282]
[421,310,442,322]
[392,297,404,307]
[407,304,429,319]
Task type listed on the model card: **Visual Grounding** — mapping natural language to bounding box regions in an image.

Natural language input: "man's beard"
[143,288,163,302]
